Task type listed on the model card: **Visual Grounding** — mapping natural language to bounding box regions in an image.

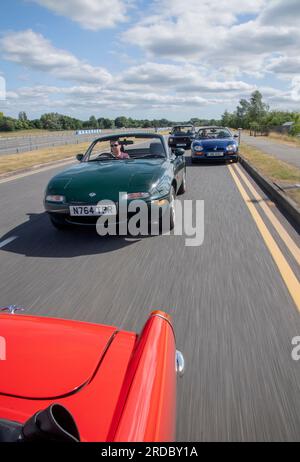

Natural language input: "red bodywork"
[0,311,177,441]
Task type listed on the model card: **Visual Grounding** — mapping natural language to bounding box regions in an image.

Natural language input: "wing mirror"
[174,148,185,156]
[234,134,239,138]
[76,154,84,161]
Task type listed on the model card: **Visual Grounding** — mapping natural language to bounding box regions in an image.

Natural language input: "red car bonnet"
[0,314,117,399]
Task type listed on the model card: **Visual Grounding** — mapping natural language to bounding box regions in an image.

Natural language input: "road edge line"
[239,155,300,232]
[228,164,300,312]
[234,163,300,266]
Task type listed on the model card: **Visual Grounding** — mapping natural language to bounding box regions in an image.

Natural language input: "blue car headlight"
[193,145,203,152]
[226,144,237,152]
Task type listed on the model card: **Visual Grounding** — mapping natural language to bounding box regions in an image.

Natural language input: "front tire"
[158,186,176,233]
[50,215,70,230]
[177,170,186,195]
[169,186,176,230]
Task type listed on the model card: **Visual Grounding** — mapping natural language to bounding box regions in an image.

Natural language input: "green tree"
[115,116,128,128]
[18,111,28,122]
[88,115,98,129]
[248,90,269,123]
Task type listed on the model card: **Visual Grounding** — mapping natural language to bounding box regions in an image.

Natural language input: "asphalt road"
[0,152,300,441]
[242,133,300,169]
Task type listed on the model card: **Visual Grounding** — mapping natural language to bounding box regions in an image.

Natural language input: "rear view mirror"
[76,154,84,161]
[174,148,185,156]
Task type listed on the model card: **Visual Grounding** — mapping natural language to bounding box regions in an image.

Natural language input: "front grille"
[204,147,224,152]
[175,137,189,142]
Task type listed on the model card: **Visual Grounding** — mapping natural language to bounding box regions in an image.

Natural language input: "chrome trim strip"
[176,350,185,377]
[0,305,24,315]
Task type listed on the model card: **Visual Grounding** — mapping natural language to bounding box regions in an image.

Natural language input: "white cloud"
[120,62,255,94]
[28,0,131,30]
[0,76,6,101]
[0,30,112,84]
[266,56,300,76]
[2,1,299,117]
[259,0,300,26]
[122,0,300,80]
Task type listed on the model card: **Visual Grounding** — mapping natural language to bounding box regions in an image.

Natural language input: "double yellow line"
[228,163,300,311]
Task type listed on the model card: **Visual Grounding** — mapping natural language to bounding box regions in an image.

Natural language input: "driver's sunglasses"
[111,142,119,147]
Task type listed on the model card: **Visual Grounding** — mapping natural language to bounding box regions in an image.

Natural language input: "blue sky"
[0,0,299,120]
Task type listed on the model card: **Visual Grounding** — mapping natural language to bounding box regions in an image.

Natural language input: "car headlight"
[193,145,203,152]
[169,137,174,142]
[226,144,236,152]
[127,192,150,199]
[151,178,170,197]
[45,195,65,203]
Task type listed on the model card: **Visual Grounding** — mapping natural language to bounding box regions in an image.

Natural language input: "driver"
[110,141,130,159]
[201,129,208,138]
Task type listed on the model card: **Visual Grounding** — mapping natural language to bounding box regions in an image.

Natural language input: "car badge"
[89,192,96,198]
[214,147,217,150]
[0,305,24,314]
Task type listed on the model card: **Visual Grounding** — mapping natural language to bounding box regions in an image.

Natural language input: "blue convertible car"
[191,126,239,163]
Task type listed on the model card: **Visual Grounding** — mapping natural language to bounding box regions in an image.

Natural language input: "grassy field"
[241,142,300,207]
[267,131,300,148]
[0,136,153,175]
[243,130,300,148]
[0,142,90,174]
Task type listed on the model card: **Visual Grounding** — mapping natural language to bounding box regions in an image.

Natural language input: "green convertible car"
[44,132,186,233]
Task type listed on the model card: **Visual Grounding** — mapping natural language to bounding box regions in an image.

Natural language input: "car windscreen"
[84,136,167,161]
[171,127,194,135]
[197,128,232,139]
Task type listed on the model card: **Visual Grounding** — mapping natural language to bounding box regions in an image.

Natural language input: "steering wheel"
[94,152,115,160]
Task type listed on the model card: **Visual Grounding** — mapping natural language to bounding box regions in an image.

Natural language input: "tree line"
[221,90,300,135]
[1,91,298,135]
[0,112,218,133]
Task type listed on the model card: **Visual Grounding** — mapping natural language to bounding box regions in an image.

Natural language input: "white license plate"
[207,152,224,157]
[69,204,116,216]
[177,144,185,147]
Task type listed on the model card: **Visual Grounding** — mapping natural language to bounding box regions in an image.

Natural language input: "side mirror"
[169,131,172,135]
[234,134,239,138]
[76,154,84,161]
[174,148,185,157]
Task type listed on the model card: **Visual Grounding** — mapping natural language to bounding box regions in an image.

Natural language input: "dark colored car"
[168,125,195,150]
[191,126,239,163]
[44,133,186,231]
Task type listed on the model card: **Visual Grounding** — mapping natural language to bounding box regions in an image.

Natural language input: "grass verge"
[243,130,300,148]
[241,142,300,208]
[267,131,300,148]
[0,142,90,175]
[0,136,154,176]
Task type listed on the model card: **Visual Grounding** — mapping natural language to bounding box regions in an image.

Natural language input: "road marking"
[0,236,17,248]
[0,159,74,185]
[234,163,300,266]
[228,164,300,312]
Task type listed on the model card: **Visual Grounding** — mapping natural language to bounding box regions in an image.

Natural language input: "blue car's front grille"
[203,147,224,152]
